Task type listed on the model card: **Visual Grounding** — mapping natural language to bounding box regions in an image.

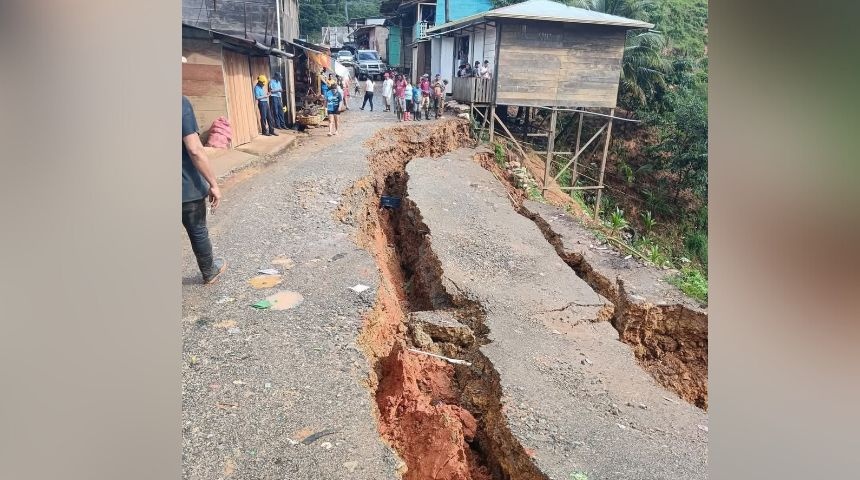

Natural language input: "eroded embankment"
[473,149,708,410]
[337,120,546,480]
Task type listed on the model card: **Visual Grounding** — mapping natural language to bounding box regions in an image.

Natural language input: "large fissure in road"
[472,150,708,410]
[337,120,547,480]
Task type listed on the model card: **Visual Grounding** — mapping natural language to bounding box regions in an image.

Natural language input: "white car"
[335,50,354,63]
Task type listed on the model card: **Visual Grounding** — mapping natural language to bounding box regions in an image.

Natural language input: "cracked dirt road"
[182,109,707,480]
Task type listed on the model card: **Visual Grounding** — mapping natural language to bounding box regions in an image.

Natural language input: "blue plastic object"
[380,196,402,209]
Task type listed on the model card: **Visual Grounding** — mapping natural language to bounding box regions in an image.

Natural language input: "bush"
[669,266,708,303]
[684,230,708,266]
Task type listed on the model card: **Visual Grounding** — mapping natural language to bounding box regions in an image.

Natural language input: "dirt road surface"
[182,105,402,479]
[182,100,708,479]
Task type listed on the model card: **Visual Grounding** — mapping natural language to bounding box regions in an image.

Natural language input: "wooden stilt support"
[492,110,528,160]
[571,110,584,188]
[543,108,558,194]
[489,103,496,143]
[594,108,614,221]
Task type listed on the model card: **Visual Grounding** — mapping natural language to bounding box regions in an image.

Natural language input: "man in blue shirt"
[182,96,226,284]
[254,75,278,136]
[268,73,287,129]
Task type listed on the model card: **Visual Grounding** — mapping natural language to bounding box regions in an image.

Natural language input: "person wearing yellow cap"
[254,75,278,136]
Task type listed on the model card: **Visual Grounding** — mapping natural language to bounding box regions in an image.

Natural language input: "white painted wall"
[441,37,455,93]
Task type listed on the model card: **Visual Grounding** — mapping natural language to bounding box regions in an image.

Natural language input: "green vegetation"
[570,472,590,480]
[299,0,383,43]
[607,207,628,237]
[493,142,507,168]
[669,266,708,303]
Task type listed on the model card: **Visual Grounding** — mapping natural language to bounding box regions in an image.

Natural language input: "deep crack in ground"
[336,120,547,480]
[473,148,708,410]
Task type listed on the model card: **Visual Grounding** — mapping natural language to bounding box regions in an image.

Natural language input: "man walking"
[254,75,278,136]
[268,73,287,129]
[182,96,226,284]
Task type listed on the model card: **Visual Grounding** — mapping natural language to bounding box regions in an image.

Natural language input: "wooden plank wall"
[182,39,228,140]
[222,49,260,147]
[495,21,626,108]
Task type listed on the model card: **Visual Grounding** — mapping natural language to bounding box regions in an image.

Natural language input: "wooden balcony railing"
[451,77,493,104]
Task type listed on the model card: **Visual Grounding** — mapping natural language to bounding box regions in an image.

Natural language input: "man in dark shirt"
[182,96,226,284]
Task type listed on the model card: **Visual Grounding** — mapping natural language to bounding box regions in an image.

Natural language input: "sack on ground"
[205,116,232,149]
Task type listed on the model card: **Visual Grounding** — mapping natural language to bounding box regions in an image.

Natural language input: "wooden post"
[470,102,475,131]
[523,107,531,143]
[489,104,496,143]
[287,59,296,125]
[594,108,614,221]
[543,108,557,194]
[571,110,584,189]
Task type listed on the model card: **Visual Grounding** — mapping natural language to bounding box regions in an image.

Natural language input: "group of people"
[457,59,492,79]
[254,73,288,136]
[380,72,448,122]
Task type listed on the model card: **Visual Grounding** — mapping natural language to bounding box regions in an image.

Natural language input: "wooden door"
[222,49,258,147]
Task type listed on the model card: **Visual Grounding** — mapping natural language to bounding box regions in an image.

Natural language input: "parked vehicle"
[355,50,387,80]
[334,49,354,63]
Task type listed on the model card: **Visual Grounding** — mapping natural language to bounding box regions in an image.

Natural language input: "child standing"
[411,80,421,121]
[404,79,414,122]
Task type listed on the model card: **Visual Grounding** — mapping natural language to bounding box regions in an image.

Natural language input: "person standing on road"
[268,73,287,129]
[341,74,351,110]
[404,79,414,122]
[360,75,375,111]
[394,75,407,122]
[254,75,277,136]
[322,80,341,136]
[419,74,432,120]
[381,72,394,112]
[432,76,447,119]
[182,96,227,284]
[411,78,421,121]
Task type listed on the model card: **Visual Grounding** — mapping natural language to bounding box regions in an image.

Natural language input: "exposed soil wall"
[476,143,708,410]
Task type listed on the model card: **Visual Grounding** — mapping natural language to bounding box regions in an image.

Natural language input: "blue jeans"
[271,95,286,128]
[182,198,215,277]
[257,100,275,134]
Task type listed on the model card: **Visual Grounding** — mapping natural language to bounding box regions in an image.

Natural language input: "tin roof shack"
[348,19,390,62]
[381,0,437,82]
[428,0,653,220]
[182,0,300,46]
[182,24,293,147]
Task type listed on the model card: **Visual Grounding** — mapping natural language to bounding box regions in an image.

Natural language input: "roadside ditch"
[336,119,548,480]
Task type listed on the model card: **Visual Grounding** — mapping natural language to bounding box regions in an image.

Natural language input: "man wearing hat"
[254,75,278,136]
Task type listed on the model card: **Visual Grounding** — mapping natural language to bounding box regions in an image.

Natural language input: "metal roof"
[427,0,653,34]
[182,23,293,58]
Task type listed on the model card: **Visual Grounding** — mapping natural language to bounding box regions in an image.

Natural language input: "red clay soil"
[376,344,492,480]
[339,119,493,479]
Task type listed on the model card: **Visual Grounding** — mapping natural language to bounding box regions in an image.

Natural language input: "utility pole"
[344,0,349,23]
